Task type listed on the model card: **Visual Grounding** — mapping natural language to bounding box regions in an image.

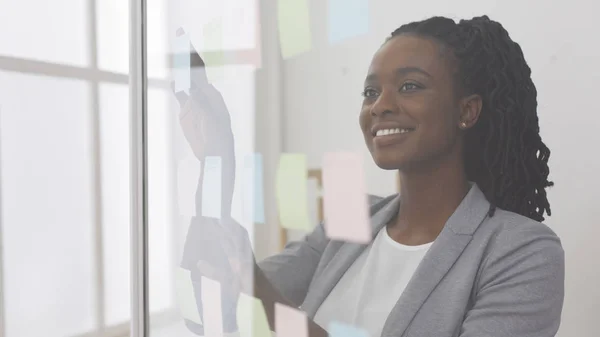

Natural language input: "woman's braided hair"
[390,15,553,222]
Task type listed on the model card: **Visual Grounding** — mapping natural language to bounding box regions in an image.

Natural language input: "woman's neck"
[390,156,470,244]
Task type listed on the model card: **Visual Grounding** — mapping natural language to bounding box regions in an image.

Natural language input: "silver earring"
[460,121,467,128]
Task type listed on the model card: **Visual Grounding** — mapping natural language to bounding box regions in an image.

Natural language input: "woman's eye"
[400,82,421,91]
[362,88,379,98]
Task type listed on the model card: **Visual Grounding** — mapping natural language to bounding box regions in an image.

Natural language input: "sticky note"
[201,276,223,336]
[228,0,263,68]
[202,156,222,218]
[203,19,225,83]
[275,303,308,337]
[236,293,271,337]
[174,33,191,93]
[175,268,202,324]
[322,152,371,244]
[177,156,201,216]
[276,154,312,231]
[222,0,258,51]
[277,0,312,59]
[328,321,370,337]
[328,0,369,44]
[243,153,266,224]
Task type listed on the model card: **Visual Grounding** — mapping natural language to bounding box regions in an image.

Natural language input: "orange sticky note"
[201,276,223,336]
[322,152,371,243]
[275,303,308,337]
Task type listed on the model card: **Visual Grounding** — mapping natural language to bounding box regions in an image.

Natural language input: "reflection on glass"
[148,1,259,334]
[0,71,96,336]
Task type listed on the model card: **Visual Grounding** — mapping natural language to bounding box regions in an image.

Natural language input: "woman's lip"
[373,130,413,147]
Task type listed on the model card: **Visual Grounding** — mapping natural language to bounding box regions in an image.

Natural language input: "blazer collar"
[303,183,491,337]
[381,182,491,336]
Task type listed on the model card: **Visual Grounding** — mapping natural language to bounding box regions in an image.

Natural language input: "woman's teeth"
[375,128,412,136]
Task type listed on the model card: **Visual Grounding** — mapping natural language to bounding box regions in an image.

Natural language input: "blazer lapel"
[303,195,401,319]
[381,184,491,337]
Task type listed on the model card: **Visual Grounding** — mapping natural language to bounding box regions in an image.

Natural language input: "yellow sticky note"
[276,154,312,231]
[175,268,202,324]
[236,293,272,337]
[277,0,312,59]
[201,276,223,336]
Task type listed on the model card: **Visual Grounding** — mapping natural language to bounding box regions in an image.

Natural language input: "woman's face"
[359,35,464,172]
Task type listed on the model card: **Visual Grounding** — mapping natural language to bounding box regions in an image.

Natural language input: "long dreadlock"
[390,16,553,222]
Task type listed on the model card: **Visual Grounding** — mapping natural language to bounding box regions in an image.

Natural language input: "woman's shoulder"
[477,208,563,258]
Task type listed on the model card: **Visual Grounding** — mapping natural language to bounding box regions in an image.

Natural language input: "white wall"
[280,0,600,336]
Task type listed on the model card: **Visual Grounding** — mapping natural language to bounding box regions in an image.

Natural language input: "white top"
[313,227,433,337]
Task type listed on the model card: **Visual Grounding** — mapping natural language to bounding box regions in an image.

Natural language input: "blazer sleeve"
[458,223,565,337]
[258,194,388,308]
[257,222,329,307]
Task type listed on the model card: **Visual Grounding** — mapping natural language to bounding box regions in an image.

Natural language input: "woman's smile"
[373,127,415,147]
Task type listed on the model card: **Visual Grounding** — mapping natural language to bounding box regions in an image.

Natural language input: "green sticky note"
[203,19,225,83]
[277,0,312,59]
[175,268,202,324]
[276,153,312,231]
[236,293,271,337]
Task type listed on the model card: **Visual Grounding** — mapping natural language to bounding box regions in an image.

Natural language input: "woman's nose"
[370,92,397,117]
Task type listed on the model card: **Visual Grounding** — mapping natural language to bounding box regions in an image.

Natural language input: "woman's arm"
[177,66,328,335]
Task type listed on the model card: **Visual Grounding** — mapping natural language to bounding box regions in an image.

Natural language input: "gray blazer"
[258,183,565,337]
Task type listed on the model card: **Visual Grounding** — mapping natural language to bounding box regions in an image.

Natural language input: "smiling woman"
[182,15,564,337]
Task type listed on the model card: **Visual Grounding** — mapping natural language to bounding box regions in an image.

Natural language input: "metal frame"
[129,0,149,336]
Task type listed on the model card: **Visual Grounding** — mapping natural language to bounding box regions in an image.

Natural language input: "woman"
[178,15,564,337]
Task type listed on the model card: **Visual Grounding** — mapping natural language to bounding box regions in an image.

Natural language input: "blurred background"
[0,0,598,336]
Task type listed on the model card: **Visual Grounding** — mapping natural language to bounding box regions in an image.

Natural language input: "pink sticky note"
[322,152,371,244]
[201,276,223,336]
[275,303,309,337]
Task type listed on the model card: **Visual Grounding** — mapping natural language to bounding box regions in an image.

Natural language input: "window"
[0,1,258,337]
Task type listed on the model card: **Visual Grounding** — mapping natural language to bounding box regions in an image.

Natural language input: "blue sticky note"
[201,156,222,218]
[328,0,369,44]
[328,321,370,337]
[243,153,265,224]
[174,34,191,93]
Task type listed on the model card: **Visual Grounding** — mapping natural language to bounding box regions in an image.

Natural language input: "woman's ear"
[458,94,482,129]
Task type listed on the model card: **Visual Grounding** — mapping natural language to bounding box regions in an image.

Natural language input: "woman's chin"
[373,155,404,170]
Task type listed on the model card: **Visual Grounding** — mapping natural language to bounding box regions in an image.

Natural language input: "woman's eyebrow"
[364,66,432,83]
[395,66,432,78]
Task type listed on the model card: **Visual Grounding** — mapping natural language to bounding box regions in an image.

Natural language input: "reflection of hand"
[192,217,256,332]
[172,61,236,218]
[174,82,235,162]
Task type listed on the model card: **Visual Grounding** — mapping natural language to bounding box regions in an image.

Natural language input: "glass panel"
[0,0,90,67]
[0,71,96,337]
[147,1,260,335]
[98,83,131,326]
